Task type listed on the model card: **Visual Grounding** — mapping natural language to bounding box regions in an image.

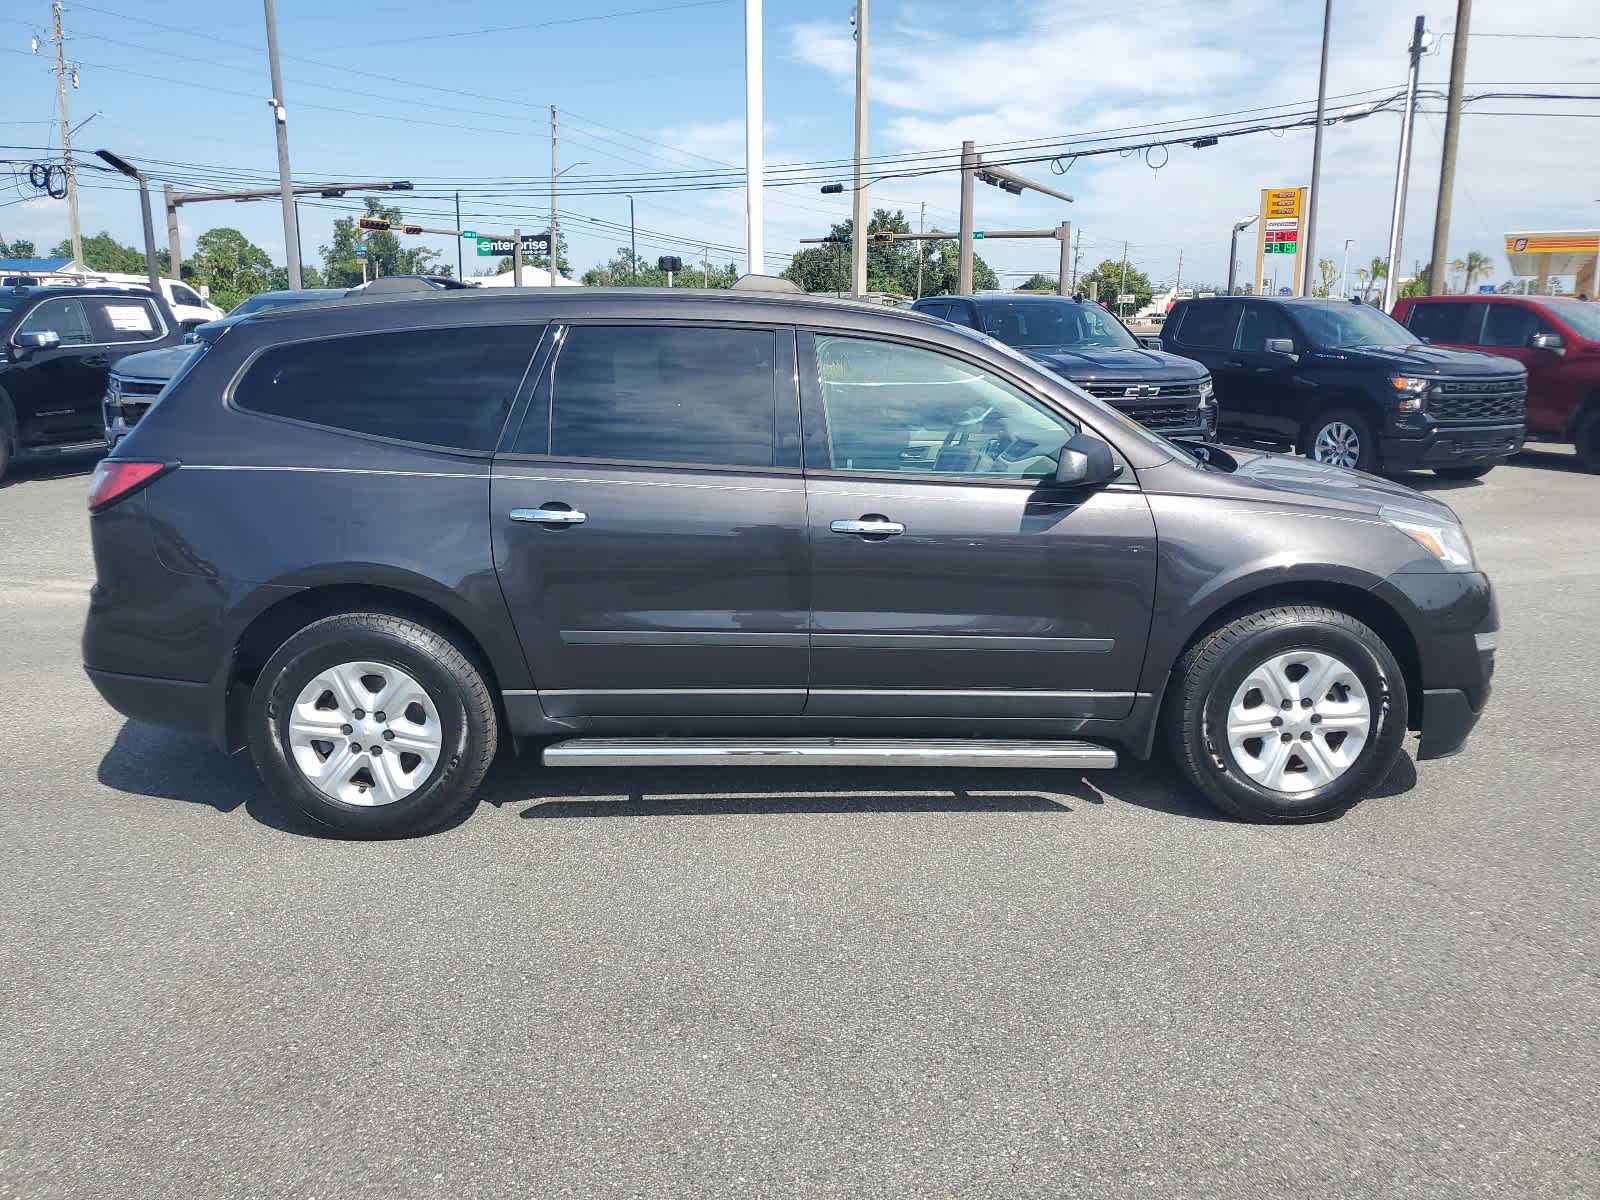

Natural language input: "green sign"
[476,238,494,256]
[460,229,476,240]
[973,231,986,239]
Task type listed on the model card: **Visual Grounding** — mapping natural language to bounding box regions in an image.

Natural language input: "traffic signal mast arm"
[798,228,1069,244]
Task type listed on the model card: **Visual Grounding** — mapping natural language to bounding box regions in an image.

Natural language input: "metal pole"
[164,184,182,281]
[1071,227,1081,292]
[1428,0,1471,294]
[916,201,926,299]
[50,1,82,267]
[958,140,976,294]
[703,246,709,287]
[1382,15,1426,312]
[455,192,464,279]
[745,0,764,277]
[134,172,160,300]
[1057,221,1071,296]
[850,0,868,297]
[513,227,523,288]
[1302,0,1333,289]
[549,106,559,287]
[1341,238,1354,297]
[262,0,302,289]
[1228,227,1240,295]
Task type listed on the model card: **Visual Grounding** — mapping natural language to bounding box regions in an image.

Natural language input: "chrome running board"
[541,737,1117,770]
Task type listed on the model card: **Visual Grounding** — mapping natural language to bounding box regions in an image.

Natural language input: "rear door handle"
[831,517,905,537]
[510,506,587,526]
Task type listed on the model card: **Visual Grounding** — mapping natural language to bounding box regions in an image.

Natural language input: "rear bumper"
[1380,421,1524,468]
[85,666,221,744]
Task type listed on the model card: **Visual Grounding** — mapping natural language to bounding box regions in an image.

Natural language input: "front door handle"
[510,505,587,526]
[831,516,905,538]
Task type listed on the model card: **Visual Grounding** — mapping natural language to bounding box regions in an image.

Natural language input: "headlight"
[1381,507,1476,570]
[1197,376,1215,404]
[1388,374,1432,412]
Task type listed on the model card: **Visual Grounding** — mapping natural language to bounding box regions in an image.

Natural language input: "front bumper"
[1380,421,1524,469]
[1373,571,1497,759]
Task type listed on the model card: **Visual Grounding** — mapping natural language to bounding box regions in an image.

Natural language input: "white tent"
[468,265,579,288]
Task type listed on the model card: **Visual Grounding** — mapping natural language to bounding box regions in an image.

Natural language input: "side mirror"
[1053,432,1124,489]
[1529,331,1564,352]
[1264,337,1298,359]
[1139,336,1164,351]
[12,330,61,356]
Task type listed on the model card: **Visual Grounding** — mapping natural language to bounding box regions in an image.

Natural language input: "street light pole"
[1301,0,1334,293]
[850,0,868,297]
[549,106,559,288]
[1227,215,1257,295]
[1382,14,1427,312]
[745,0,764,278]
[262,0,302,289]
[627,195,637,284]
[1341,237,1355,297]
[94,150,160,301]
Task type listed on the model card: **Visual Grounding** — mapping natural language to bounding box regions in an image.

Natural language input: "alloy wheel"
[1312,421,1361,468]
[1223,650,1372,793]
[286,661,442,806]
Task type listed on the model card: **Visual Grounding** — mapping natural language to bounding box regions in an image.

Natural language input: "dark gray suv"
[83,287,1497,836]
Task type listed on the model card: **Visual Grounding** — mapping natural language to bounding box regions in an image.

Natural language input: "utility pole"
[702,246,709,287]
[627,195,638,283]
[513,226,523,288]
[164,184,181,280]
[1382,14,1427,312]
[454,192,464,279]
[745,0,764,277]
[1071,227,1082,292]
[1118,241,1128,317]
[50,1,82,267]
[262,0,302,289]
[958,140,976,294]
[1056,222,1072,296]
[1428,0,1471,294]
[1341,237,1354,298]
[1302,0,1333,286]
[549,106,559,287]
[916,201,925,299]
[850,0,868,297]
[1174,248,1184,296]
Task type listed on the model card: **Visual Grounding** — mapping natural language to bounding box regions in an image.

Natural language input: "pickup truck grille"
[1080,382,1206,432]
[104,375,166,431]
[1430,378,1526,423]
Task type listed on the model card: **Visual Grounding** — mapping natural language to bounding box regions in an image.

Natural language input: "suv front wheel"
[248,612,499,837]
[1166,605,1409,822]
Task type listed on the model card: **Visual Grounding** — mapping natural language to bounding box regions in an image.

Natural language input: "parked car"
[912,294,1216,440]
[85,287,1497,836]
[1393,293,1600,471]
[0,285,181,481]
[1162,296,1526,478]
[104,290,345,447]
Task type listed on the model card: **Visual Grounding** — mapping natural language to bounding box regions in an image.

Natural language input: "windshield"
[1292,301,1419,349]
[1543,300,1600,340]
[976,299,1141,352]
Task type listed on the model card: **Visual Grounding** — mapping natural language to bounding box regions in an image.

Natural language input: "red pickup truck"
[1392,294,1600,471]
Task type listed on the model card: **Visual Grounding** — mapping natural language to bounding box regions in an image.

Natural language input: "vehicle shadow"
[98,720,1420,835]
[0,450,102,490]
[1505,446,1583,474]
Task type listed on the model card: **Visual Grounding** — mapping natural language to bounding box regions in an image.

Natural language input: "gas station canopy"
[1504,230,1600,293]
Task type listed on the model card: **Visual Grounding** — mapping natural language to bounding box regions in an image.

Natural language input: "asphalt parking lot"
[1,448,1596,1199]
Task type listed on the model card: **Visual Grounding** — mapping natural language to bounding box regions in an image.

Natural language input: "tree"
[51,231,149,274]
[782,209,997,296]
[1313,257,1339,298]
[321,198,448,288]
[2,238,36,259]
[1016,273,1058,293]
[1078,257,1153,315]
[1457,250,1494,293]
[1357,257,1387,303]
[581,245,738,288]
[188,227,274,311]
[267,263,324,290]
[1397,260,1431,299]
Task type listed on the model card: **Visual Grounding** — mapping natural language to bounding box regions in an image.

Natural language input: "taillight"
[88,460,174,512]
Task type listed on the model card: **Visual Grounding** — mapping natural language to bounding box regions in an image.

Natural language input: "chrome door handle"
[510,506,587,525]
[831,517,905,537]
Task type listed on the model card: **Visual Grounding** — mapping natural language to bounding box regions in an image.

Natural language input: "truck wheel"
[1165,605,1409,823]
[1576,409,1600,474]
[1303,408,1377,472]
[247,612,498,838]
[1434,464,1494,480]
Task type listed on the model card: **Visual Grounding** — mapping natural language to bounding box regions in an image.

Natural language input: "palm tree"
[1459,251,1494,293]
[1359,257,1386,302]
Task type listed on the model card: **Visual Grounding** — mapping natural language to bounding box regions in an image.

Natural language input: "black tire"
[1434,464,1494,480]
[0,392,14,484]
[1165,605,1409,823]
[1301,406,1378,473]
[247,612,498,838]
[1575,408,1600,474]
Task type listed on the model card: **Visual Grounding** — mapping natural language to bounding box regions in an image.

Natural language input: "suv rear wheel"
[1166,605,1408,822]
[1575,408,1600,474]
[1303,407,1377,472]
[247,612,498,837]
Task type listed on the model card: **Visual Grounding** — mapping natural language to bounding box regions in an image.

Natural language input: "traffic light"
[869,231,895,244]
[400,224,423,236]
[357,217,391,232]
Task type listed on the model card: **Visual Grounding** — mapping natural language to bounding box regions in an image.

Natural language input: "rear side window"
[170,284,205,307]
[545,325,778,468]
[1405,301,1483,344]
[942,303,978,329]
[233,326,538,451]
[1173,301,1241,348]
[88,298,163,343]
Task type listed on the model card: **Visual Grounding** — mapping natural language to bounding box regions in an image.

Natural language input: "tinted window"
[1480,304,1549,348]
[234,326,537,451]
[88,297,163,343]
[170,284,205,307]
[547,325,778,468]
[942,303,978,329]
[1405,301,1483,344]
[16,297,94,345]
[1236,303,1296,352]
[814,335,1077,478]
[916,301,949,321]
[1173,301,1241,349]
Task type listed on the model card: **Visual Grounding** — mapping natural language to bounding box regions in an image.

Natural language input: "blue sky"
[2,0,1597,289]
